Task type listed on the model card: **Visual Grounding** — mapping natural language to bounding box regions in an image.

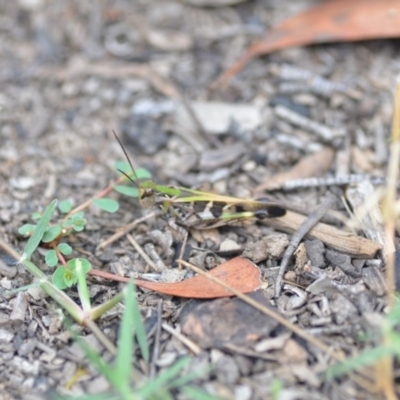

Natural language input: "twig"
[97,211,159,250]
[126,234,158,272]
[161,322,202,355]
[264,210,382,258]
[275,194,337,297]
[150,300,163,379]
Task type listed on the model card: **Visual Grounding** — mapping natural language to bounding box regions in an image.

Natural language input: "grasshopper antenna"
[113,130,140,189]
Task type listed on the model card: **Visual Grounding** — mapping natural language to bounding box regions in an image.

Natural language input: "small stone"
[12,356,39,375]
[0,328,14,343]
[219,239,241,252]
[9,177,35,190]
[18,338,37,357]
[234,385,252,400]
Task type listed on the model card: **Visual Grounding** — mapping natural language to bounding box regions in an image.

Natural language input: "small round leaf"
[72,223,85,232]
[71,217,86,232]
[93,198,119,213]
[67,258,91,274]
[64,271,76,288]
[45,250,58,267]
[18,224,36,236]
[113,185,139,197]
[57,243,72,255]
[134,167,152,180]
[115,162,152,180]
[52,266,69,289]
[42,225,62,243]
[31,212,42,221]
[59,200,73,213]
[71,211,85,220]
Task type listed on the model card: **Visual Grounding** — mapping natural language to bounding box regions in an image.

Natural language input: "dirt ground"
[0,0,399,399]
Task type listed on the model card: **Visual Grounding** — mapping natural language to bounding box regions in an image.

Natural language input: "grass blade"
[182,386,222,400]
[131,282,149,362]
[139,357,191,397]
[325,345,393,379]
[115,283,135,386]
[23,199,57,260]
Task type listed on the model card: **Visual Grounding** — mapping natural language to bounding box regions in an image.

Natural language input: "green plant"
[16,163,150,290]
[54,283,218,400]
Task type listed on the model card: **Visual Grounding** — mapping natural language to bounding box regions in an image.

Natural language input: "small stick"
[126,234,158,272]
[149,300,163,379]
[275,194,337,298]
[177,229,189,270]
[97,211,159,250]
[161,322,202,355]
[264,210,382,258]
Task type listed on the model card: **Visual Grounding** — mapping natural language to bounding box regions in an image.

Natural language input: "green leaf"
[141,181,181,197]
[71,211,85,220]
[182,386,222,400]
[70,333,123,393]
[71,258,92,312]
[163,359,208,391]
[59,199,73,213]
[18,224,36,236]
[114,160,132,175]
[64,270,77,288]
[57,243,72,255]
[62,219,74,229]
[42,225,62,243]
[113,185,139,198]
[45,250,58,267]
[140,357,191,397]
[115,162,152,180]
[325,345,393,379]
[115,283,135,387]
[23,199,57,260]
[72,220,86,232]
[31,212,42,221]
[132,167,152,180]
[67,258,91,275]
[52,266,69,289]
[93,198,119,213]
[131,283,149,362]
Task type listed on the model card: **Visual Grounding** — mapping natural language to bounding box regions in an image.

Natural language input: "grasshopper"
[114,133,286,230]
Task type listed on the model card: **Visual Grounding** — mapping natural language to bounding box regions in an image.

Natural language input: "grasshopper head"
[139,187,155,208]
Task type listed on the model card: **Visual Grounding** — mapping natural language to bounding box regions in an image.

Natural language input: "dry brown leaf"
[214,0,400,86]
[89,256,261,298]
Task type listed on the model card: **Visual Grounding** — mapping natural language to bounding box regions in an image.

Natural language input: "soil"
[0,0,398,399]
